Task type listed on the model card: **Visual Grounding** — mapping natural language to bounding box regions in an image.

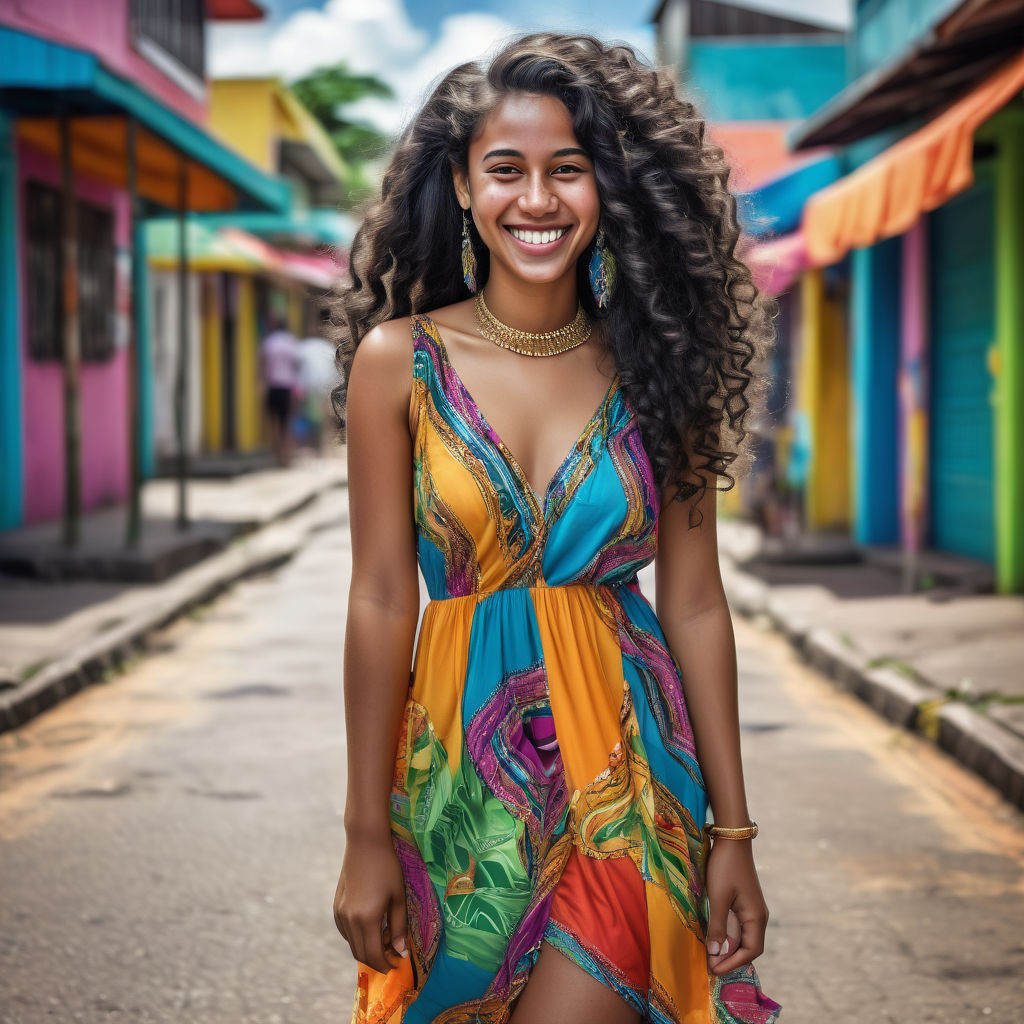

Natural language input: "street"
[1,489,1022,1023]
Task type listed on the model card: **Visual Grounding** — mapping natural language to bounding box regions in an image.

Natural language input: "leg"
[508,940,641,1024]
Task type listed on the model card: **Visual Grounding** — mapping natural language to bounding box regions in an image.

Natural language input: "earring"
[461,211,478,294]
[589,225,616,310]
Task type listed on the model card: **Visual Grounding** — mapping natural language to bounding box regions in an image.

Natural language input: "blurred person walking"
[297,308,339,459]
[260,313,302,468]
[331,33,780,1024]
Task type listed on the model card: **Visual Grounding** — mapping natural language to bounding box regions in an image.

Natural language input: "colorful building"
[729,0,1024,593]
[652,0,850,519]
[0,1,291,533]
[143,75,350,463]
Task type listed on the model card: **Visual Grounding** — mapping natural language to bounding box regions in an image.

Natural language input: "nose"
[517,173,558,217]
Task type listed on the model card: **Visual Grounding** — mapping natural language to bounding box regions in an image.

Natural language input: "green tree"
[291,62,394,208]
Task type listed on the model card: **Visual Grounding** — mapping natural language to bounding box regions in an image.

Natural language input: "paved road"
[0,490,1021,1023]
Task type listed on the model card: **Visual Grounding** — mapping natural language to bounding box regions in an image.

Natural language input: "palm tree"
[291,63,395,208]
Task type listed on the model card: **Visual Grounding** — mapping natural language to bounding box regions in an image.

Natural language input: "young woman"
[331,32,781,1024]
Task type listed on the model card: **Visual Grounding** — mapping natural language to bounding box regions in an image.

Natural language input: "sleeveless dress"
[351,314,781,1024]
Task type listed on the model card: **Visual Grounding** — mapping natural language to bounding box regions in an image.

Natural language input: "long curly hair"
[329,32,776,525]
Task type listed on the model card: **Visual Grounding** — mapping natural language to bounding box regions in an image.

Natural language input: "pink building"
[0,0,290,530]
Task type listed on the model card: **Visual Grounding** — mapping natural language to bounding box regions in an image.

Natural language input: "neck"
[480,264,579,332]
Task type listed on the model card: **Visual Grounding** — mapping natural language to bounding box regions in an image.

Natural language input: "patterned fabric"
[351,314,781,1024]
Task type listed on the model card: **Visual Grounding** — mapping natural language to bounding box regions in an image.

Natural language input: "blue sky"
[210,0,850,134]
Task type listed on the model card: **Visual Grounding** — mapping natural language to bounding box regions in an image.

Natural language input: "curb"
[0,489,347,736]
[720,556,1024,810]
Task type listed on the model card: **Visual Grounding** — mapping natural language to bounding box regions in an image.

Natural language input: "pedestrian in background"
[259,313,302,468]
[332,32,779,1024]
[297,307,339,459]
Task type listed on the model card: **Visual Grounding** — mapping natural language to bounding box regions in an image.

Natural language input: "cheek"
[562,181,600,223]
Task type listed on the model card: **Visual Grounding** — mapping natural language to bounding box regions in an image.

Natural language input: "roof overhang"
[738,152,843,237]
[0,26,290,213]
[801,49,1024,268]
[206,0,265,19]
[790,0,1024,149]
[278,139,343,206]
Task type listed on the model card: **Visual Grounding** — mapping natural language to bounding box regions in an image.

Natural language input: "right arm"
[333,319,420,975]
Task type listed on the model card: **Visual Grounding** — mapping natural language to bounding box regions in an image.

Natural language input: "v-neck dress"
[350,314,781,1024]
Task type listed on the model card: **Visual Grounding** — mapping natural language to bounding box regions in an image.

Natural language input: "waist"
[426,578,638,603]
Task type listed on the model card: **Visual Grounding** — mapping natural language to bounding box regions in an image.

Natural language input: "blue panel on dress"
[544,450,628,584]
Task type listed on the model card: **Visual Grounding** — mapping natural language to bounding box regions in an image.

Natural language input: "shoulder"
[348,317,416,415]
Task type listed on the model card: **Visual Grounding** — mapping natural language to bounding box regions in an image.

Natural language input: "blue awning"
[737,153,843,238]
[0,25,290,213]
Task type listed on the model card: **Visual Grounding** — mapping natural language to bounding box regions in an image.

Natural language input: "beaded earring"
[461,211,478,294]
[588,225,616,310]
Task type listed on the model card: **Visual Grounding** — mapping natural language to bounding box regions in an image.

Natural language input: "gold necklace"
[475,289,592,356]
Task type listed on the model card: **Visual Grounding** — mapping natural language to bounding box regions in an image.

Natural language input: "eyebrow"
[481,147,590,161]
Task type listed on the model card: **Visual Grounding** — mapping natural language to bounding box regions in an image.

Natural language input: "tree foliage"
[291,63,395,208]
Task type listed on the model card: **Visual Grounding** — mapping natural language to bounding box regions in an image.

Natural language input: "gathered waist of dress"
[426,578,639,603]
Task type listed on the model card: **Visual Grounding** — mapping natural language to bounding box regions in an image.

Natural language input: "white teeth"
[509,227,567,245]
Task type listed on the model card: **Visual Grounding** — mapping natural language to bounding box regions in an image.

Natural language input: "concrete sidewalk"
[718,519,1024,809]
[0,452,347,732]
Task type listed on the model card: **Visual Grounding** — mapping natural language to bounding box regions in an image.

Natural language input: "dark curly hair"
[329,31,776,525]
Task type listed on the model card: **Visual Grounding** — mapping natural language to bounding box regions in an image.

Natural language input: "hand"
[704,839,770,976]
[333,831,409,974]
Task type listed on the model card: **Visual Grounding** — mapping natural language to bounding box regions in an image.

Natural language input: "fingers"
[710,904,769,976]
[705,884,731,958]
[338,897,410,975]
[336,902,391,974]
[388,893,410,960]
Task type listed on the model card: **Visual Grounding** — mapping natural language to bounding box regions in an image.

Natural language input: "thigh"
[508,940,641,1024]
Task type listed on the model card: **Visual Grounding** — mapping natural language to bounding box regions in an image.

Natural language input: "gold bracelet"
[705,821,758,841]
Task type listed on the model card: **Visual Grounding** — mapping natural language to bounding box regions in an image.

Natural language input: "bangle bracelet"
[705,821,758,840]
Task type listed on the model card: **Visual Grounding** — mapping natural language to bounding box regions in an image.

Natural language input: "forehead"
[470,92,581,154]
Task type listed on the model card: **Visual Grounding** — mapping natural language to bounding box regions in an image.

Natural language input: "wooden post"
[59,114,81,548]
[175,159,190,530]
[125,117,142,547]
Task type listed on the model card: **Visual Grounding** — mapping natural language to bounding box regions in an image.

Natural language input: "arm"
[654,477,769,976]
[333,319,421,974]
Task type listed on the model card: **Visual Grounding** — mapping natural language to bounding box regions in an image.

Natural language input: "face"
[453,92,600,288]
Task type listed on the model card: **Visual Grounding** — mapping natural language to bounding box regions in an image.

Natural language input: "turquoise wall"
[0,113,22,529]
[851,238,901,545]
[854,0,961,77]
[686,41,847,122]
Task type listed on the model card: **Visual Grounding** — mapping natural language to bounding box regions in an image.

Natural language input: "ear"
[451,161,471,211]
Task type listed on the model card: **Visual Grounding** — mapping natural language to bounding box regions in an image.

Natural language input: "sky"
[209,0,852,135]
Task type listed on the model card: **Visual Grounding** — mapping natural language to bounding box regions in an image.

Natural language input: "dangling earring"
[461,210,478,294]
[588,225,616,310]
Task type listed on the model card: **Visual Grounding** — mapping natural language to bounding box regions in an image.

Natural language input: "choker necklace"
[475,289,592,357]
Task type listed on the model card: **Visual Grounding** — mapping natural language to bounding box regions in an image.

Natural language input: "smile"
[505,226,570,246]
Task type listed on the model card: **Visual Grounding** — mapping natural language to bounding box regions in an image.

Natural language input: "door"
[927,160,996,563]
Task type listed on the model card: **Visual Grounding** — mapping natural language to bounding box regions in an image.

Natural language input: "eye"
[553,164,585,174]
[489,165,521,176]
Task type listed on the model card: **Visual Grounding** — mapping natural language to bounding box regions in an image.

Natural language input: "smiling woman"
[328,32,781,1024]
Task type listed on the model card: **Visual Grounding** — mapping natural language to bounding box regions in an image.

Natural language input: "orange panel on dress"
[548,847,650,993]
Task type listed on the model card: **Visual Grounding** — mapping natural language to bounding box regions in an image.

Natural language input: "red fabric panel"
[548,848,650,991]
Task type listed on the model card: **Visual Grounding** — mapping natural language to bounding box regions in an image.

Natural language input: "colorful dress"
[352,314,781,1024]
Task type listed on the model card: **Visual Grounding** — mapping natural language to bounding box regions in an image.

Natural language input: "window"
[24,181,116,363]
[130,0,206,83]
[77,199,116,362]
[25,181,62,362]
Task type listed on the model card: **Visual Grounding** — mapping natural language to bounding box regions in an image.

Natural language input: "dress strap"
[408,315,429,437]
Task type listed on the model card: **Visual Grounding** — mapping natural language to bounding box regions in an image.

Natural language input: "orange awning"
[17,117,237,211]
[802,49,1024,268]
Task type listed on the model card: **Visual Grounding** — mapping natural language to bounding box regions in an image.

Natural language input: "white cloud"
[209,0,517,135]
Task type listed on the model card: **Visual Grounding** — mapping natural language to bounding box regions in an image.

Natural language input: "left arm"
[654,478,769,976]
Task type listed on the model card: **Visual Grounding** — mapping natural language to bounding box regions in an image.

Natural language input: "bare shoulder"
[348,316,416,415]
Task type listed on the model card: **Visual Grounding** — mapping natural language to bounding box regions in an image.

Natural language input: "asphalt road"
[1,488,1021,1023]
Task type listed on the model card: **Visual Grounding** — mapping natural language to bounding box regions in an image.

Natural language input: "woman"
[331,32,781,1024]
